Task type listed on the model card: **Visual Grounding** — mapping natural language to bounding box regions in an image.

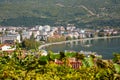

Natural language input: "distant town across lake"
[44,37,120,59]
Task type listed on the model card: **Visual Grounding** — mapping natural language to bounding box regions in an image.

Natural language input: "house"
[58,26,65,31]
[79,29,86,38]
[0,44,16,51]
[0,33,21,44]
[43,25,51,32]
[55,59,64,65]
[40,31,47,35]
[47,31,54,37]
[36,35,48,41]
[79,33,86,38]
[66,24,76,31]
[112,31,118,36]
[38,26,43,31]
[35,25,51,32]
[0,27,3,32]
[51,27,58,32]
[31,30,40,38]
[22,31,31,40]
[73,32,79,39]
[55,57,82,69]
[85,30,95,38]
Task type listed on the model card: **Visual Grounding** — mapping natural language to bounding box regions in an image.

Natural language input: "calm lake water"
[44,37,120,59]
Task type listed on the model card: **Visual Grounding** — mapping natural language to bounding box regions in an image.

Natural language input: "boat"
[84,44,92,47]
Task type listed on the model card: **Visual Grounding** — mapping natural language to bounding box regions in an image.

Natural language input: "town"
[0,25,120,79]
[0,24,120,52]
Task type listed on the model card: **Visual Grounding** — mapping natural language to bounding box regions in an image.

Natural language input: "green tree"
[66,36,72,40]
[30,33,35,40]
[22,39,40,50]
[113,53,120,63]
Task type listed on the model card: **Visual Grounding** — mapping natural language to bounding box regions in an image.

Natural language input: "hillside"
[0,0,120,27]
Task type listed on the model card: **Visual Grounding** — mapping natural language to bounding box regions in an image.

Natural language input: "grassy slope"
[0,0,119,27]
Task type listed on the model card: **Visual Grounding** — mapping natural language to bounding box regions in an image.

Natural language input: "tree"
[22,39,40,50]
[113,53,120,63]
[66,36,72,40]
[30,33,35,40]
[59,52,65,60]
[76,53,85,60]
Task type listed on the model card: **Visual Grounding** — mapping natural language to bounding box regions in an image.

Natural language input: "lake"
[44,37,120,59]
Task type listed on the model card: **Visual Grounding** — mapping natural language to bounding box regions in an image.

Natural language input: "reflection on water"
[45,38,120,59]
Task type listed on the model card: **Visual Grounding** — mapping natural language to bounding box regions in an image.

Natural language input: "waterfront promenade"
[39,36,120,49]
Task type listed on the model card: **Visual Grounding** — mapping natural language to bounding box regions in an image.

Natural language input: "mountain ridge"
[0,0,120,27]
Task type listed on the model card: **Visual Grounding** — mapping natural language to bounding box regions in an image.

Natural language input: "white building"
[31,30,40,38]
[0,27,3,32]
[78,29,86,38]
[38,26,43,31]
[80,29,85,33]
[73,32,79,38]
[66,24,76,31]
[0,44,16,51]
[0,33,21,43]
[51,27,58,32]
[43,25,51,32]
[22,31,31,40]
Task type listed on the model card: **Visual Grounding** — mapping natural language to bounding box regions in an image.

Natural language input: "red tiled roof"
[70,61,82,69]
[0,44,12,48]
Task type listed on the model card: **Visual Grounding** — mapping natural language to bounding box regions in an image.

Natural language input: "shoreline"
[39,36,120,49]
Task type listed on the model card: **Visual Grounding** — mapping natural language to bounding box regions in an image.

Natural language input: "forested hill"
[0,0,120,27]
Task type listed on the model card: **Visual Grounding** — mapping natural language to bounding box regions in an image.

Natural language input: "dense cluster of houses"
[0,25,119,52]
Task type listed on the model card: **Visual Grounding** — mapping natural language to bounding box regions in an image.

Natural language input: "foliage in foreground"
[0,51,120,80]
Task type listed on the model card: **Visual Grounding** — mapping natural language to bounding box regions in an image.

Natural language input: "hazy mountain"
[0,0,120,27]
